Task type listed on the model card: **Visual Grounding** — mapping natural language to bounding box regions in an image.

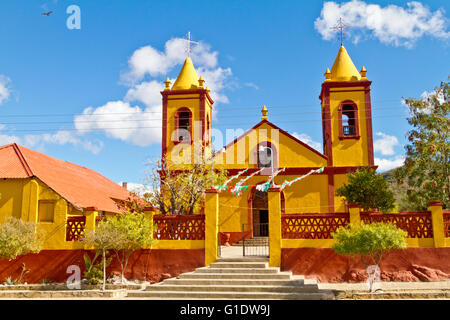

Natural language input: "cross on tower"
[184,31,199,57]
[331,18,350,47]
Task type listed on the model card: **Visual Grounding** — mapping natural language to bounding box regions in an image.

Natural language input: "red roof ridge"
[10,143,34,177]
[215,119,327,160]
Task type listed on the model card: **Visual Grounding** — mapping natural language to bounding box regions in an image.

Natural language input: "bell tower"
[161,57,214,165]
[319,46,374,168]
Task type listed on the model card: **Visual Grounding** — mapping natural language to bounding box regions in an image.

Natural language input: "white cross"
[184,31,199,57]
[331,18,350,46]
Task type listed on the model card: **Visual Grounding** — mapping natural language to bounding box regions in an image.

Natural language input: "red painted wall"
[281,247,450,282]
[0,249,205,284]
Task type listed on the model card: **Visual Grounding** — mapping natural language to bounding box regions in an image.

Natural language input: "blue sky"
[0,0,448,188]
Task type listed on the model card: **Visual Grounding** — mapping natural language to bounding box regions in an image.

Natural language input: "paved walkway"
[318,280,450,292]
[220,245,450,294]
[220,245,268,259]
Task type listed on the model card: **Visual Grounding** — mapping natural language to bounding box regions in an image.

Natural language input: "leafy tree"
[145,149,227,215]
[0,217,45,260]
[101,213,156,284]
[83,225,118,290]
[332,222,407,292]
[395,81,449,210]
[336,167,396,212]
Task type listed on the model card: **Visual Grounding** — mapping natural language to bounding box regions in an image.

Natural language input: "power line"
[0,99,407,119]
[0,114,410,133]
[0,106,407,125]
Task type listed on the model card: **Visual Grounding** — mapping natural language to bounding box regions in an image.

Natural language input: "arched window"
[258,146,272,168]
[338,101,359,140]
[174,108,192,144]
[256,142,278,175]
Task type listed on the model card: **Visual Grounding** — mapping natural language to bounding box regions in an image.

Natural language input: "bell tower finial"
[261,105,268,121]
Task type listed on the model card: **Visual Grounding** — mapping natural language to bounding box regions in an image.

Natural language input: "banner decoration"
[256,167,286,192]
[230,168,264,196]
[279,167,325,191]
[213,168,249,191]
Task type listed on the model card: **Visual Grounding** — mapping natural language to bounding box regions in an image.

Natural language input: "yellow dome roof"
[172,57,200,90]
[329,46,361,81]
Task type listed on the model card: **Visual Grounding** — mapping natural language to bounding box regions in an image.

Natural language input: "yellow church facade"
[161,45,375,244]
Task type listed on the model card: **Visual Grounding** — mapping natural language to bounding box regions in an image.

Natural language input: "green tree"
[336,167,396,212]
[332,222,407,292]
[0,217,45,260]
[395,81,449,210]
[145,148,227,215]
[83,228,116,290]
[103,213,156,284]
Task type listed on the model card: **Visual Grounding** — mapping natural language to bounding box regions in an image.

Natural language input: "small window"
[339,101,359,140]
[174,108,192,144]
[38,200,55,222]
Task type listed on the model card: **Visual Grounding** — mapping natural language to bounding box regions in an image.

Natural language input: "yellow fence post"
[268,187,282,268]
[429,201,445,248]
[84,206,98,233]
[205,188,219,266]
[348,203,361,226]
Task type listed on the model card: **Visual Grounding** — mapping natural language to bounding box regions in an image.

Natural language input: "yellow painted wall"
[165,93,213,167]
[328,88,369,167]
[0,179,26,223]
[333,173,349,212]
[214,122,327,168]
[217,174,331,234]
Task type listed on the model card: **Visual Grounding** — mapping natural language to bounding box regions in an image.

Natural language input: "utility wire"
[0,114,410,133]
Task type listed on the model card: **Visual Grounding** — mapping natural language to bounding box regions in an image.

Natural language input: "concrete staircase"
[127,257,335,300]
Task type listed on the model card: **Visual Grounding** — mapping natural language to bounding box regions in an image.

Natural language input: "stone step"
[145,284,320,293]
[194,267,279,274]
[178,272,292,280]
[209,262,268,268]
[162,278,305,286]
[127,290,334,300]
[0,290,127,299]
[217,257,269,263]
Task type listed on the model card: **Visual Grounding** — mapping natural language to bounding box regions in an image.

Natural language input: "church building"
[161,45,375,244]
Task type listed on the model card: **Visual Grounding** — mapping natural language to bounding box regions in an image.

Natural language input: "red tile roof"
[0,143,131,213]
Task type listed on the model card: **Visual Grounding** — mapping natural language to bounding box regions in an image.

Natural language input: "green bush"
[336,167,396,212]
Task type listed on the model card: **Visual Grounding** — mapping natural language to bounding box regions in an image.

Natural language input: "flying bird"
[42,11,53,16]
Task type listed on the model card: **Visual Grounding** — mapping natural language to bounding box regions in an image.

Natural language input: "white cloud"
[315,1,450,47]
[23,130,104,154]
[375,156,405,172]
[0,124,102,154]
[74,101,161,147]
[244,82,260,90]
[0,134,21,146]
[292,132,322,151]
[0,75,11,105]
[197,66,233,105]
[124,80,164,108]
[78,37,233,147]
[122,38,220,84]
[119,182,153,197]
[374,132,399,156]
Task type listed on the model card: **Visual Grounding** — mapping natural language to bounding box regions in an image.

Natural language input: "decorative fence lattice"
[281,213,350,239]
[444,211,450,238]
[66,216,86,241]
[153,214,205,240]
[360,212,433,238]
